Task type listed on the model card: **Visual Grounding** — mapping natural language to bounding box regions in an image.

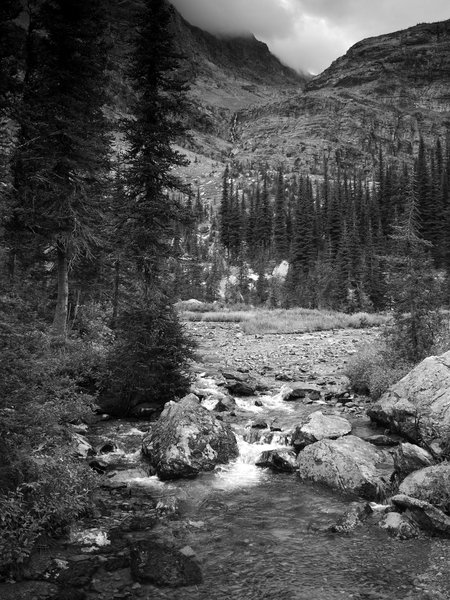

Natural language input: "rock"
[291,411,352,449]
[362,434,400,447]
[225,380,256,396]
[221,370,249,382]
[393,443,435,477]
[212,395,237,412]
[329,502,372,533]
[97,441,118,454]
[88,458,108,474]
[399,463,450,512]
[251,417,268,429]
[391,494,450,537]
[52,588,87,600]
[283,383,322,402]
[367,351,450,456]
[379,512,420,539]
[129,539,202,587]
[254,399,263,407]
[141,395,239,479]
[243,428,275,444]
[129,402,162,419]
[57,558,99,588]
[0,582,58,600]
[255,448,297,472]
[71,433,94,459]
[297,435,394,500]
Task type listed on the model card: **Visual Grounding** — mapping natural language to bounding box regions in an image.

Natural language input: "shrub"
[0,294,105,580]
[101,298,195,416]
[0,457,97,579]
[345,341,410,400]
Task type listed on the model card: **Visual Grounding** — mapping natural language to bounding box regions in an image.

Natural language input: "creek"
[89,381,434,600]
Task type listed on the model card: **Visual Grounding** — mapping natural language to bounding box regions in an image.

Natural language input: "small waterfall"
[211,434,289,490]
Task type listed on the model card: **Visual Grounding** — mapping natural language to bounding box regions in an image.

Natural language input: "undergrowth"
[344,341,411,400]
[0,294,103,579]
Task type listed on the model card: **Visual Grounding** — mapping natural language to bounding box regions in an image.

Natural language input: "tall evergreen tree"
[273,167,289,261]
[122,0,188,292]
[385,177,443,363]
[10,0,111,336]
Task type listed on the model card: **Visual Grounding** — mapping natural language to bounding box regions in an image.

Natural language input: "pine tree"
[122,0,189,291]
[385,178,443,363]
[273,167,289,261]
[286,176,315,305]
[9,0,111,336]
[219,165,231,253]
[0,0,23,282]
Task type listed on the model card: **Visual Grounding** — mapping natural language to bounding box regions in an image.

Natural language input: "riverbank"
[1,321,449,600]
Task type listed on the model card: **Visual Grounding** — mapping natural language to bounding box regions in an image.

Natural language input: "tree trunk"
[111,260,120,329]
[52,243,69,338]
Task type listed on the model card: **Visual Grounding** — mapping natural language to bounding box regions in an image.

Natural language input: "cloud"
[169,0,450,74]
[170,0,296,38]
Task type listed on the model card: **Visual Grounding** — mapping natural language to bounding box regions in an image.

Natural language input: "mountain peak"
[308,18,450,101]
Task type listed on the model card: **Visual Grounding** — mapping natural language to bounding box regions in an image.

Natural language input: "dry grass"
[180,306,388,333]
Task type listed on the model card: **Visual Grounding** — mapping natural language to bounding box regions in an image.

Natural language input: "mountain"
[168,4,306,160]
[173,12,450,182]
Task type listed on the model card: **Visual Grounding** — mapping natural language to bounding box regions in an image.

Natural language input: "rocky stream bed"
[1,323,449,600]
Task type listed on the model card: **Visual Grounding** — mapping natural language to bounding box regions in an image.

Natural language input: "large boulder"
[399,463,450,513]
[282,383,322,402]
[292,411,352,450]
[142,395,238,480]
[297,435,394,500]
[393,443,435,478]
[367,351,450,455]
[255,448,297,472]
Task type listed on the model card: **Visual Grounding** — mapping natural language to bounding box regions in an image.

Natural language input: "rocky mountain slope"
[233,19,450,173]
[174,11,450,182]
[168,4,306,160]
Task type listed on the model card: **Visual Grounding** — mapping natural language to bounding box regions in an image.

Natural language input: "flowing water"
[92,384,437,600]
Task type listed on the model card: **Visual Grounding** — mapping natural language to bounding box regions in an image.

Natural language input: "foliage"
[120,0,189,286]
[101,297,195,416]
[345,341,411,400]
[0,293,104,579]
[8,0,111,336]
[384,180,445,363]
[0,457,97,579]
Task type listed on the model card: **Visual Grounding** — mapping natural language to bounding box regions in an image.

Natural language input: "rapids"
[91,383,437,600]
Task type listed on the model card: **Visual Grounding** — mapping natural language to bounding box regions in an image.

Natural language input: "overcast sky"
[169,0,449,74]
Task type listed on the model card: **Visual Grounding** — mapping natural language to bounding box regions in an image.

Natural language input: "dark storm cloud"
[170,0,296,37]
[169,0,450,74]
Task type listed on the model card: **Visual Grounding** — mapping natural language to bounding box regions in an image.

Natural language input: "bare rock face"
[142,395,239,480]
[297,435,394,500]
[292,411,352,449]
[399,463,450,513]
[393,443,435,478]
[367,351,450,456]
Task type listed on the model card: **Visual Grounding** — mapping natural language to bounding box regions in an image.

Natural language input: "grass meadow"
[176,302,388,335]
